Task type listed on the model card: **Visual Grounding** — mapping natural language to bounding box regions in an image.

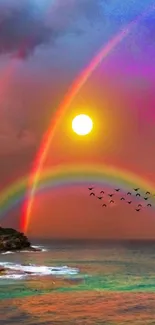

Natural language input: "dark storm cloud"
[0,0,105,58]
[0,0,60,58]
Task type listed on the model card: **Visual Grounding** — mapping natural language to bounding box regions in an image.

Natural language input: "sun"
[72,114,93,136]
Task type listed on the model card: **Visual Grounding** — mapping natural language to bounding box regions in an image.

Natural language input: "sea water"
[0,240,155,324]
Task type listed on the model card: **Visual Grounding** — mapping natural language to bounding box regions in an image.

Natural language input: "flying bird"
[110,200,114,203]
[138,204,142,207]
[102,204,107,207]
[120,197,125,201]
[127,201,132,204]
[147,203,152,207]
[144,197,149,200]
[97,196,103,200]
[90,192,95,196]
[115,189,120,192]
[108,194,114,197]
[100,190,104,194]
[136,193,141,197]
[127,192,132,195]
[134,188,140,191]
[146,191,151,195]
[88,187,94,191]
[135,208,141,211]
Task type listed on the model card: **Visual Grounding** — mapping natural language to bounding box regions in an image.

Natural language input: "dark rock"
[0,267,5,273]
[0,227,38,253]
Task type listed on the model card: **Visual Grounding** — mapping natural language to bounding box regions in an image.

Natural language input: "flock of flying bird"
[88,187,155,211]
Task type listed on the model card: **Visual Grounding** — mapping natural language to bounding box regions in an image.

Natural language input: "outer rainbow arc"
[0,164,154,231]
[23,5,155,232]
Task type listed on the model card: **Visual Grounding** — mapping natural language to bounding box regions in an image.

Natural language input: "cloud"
[0,0,60,58]
[0,0,105,59]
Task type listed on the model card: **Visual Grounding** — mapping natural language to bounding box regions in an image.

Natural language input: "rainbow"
[0,164,154,232]
[23,5,154,230]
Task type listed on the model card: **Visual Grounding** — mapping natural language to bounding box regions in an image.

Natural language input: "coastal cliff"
[0,227,36,252]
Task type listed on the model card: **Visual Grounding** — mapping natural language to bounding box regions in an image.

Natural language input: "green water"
[1,241,155,324]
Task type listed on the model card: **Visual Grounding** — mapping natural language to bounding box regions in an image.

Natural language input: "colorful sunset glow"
[0,0,154,239]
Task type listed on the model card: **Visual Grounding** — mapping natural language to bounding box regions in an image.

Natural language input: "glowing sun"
[72,114,93,136]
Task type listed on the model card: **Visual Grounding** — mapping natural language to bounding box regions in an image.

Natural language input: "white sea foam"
[32,245,48,252]
[5,264,79,275]
[0,274,26,279]
[1,245,47,254]
[0,262,79,279]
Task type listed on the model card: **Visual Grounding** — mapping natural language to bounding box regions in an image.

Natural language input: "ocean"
[0,240,155,324]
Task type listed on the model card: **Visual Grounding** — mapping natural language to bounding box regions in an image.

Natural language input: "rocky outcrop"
[0,227,39,252]
[0,267,5,275]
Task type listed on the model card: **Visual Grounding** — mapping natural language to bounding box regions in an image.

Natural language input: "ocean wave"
[0,262,79,280]
[0,274,26,279]
[1,245,47,254]
[31,245,48,252]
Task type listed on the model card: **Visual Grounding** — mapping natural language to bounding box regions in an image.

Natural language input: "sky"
[0,0,155,239]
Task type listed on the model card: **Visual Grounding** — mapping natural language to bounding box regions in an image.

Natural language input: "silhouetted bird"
[136,193,141,197]
[90,192,95,196]
[110,200,114,203]
[102,204,107,207]
[138,204,142,207]
[120,197,125,200]
[127,201,132,204]
[97,196,103,200]
[127,192,132,195]
[147,203,152,207]
[144,197,149,200]
[88,187,94,191]
[146,191,151,195]
[135,208,140,211]
[108,194,114,197]
[115,189,120,192]
[100,191,104,194]
[134,188,140,191]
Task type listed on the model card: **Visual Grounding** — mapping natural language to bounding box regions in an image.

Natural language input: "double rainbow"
[23,5,154,232]
[1,5,154,233]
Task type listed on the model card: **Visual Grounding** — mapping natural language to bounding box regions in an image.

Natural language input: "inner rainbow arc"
[23,5,154,233]
[20,163,155,232]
